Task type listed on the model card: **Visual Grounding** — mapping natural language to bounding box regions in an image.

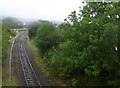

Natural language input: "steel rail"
[22,41,42,87]
[9,33,20,81]
[18,34,42,87]
[19,41,29,87]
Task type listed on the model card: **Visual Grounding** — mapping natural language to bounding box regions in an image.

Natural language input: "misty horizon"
[1,0,85,22]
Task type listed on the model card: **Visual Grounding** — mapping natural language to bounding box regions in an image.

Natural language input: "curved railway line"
[10,33,43,87]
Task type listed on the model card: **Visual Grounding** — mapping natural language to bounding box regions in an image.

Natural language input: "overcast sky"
[1,0,85,22]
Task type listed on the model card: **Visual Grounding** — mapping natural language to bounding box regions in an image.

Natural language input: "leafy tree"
[35,21,61,57]
[44,2,119,86]
[28,22,39,39]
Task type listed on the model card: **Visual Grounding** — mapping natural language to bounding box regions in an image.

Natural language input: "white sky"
[0,0,85,22]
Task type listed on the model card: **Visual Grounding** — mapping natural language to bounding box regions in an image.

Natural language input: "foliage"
[35,21,61,57]
[28,2,119,86]
[43,2,119,86]
[2,17,22,59]
[2,17,23,29]
[2,26,10,59]
[71,78,79,86]
[0,22,2,59]
[28,22,39,39]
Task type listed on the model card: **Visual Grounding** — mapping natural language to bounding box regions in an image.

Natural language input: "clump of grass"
[2,76,17,86]
[2,65,17,86]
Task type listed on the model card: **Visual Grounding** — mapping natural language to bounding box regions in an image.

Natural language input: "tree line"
[28,2,119,86]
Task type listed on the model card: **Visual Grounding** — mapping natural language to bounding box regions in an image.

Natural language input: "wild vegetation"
[2,17,23,86]
[28,2,119,86]
[2,17,22,60]
[2,22,10,60]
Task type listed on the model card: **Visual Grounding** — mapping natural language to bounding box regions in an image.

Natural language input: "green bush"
[28,22,39,39]
[35,21,61,56]
[2,26,10,60]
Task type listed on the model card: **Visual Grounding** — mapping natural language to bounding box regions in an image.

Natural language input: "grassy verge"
[27,40,48,73]
[2,65,17,86]
[27,39,67,86]
[2,33,19,86]
[0,24,2,87]
[2,46,17,86]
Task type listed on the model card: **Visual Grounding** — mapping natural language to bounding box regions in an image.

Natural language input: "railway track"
[18,34,42,87]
